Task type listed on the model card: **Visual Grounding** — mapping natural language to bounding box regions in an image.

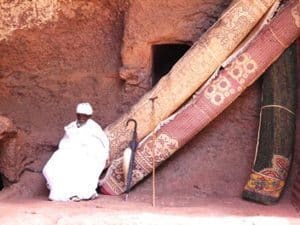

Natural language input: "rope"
[261,104,295,115]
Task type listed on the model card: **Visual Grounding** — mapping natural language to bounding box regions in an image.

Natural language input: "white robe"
[43,119,109,201]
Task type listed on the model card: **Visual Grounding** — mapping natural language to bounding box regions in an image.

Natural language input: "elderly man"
[43,103,109,201]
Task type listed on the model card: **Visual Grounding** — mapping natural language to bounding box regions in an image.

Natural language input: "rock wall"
[0,0,128,187]
[0,0,298,201]
[0,116,20,183]
[0,0,58,41]
[119,0,232,105]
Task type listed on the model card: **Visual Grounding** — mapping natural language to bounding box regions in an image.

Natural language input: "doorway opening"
[152,43,190,86]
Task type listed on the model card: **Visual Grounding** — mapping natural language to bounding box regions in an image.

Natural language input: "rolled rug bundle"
[292,39,300,210]
[293,167,300,211]
[242,44,297,205]
[105,0,277,162]
[101,0,300,195]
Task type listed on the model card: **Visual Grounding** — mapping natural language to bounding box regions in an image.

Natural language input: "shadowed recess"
[152,44,190,86]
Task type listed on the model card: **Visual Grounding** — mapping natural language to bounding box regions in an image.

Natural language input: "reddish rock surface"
[0,0,299,224]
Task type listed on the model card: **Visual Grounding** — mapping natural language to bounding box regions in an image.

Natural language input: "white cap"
[76,102,93,115]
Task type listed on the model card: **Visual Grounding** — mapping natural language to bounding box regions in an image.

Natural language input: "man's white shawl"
[43,119,109,201]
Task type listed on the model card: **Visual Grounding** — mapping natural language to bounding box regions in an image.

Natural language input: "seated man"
[43,102,109,201]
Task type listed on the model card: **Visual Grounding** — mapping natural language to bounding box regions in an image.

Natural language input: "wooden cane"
[149,96,158,207]
[152,138,156,207]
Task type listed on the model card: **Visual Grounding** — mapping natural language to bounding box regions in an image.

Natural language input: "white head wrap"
[76,102,93,115]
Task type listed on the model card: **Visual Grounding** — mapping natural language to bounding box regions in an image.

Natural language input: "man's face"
[76,113,90,126]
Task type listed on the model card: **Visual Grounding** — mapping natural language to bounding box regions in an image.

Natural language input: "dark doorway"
[152,44,190,86]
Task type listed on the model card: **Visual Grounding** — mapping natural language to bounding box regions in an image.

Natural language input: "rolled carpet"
[242,44,297,205]
[105,0,277,162]
[101,0,300,195]
[292,39,300,210]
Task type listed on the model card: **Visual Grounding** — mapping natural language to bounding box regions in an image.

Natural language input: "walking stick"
[123,119,138,201]
[149,96,158,207]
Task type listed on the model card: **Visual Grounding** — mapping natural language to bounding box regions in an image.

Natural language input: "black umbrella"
[123,118,138,200]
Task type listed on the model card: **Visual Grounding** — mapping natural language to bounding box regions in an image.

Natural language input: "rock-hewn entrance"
[152,44,190,86]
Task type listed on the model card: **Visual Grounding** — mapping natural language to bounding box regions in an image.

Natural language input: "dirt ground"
[0,193,299,225]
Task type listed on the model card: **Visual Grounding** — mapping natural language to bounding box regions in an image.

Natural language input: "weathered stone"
[0,0,298,205]
[0,116,22,183]
[0,116,16,140]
